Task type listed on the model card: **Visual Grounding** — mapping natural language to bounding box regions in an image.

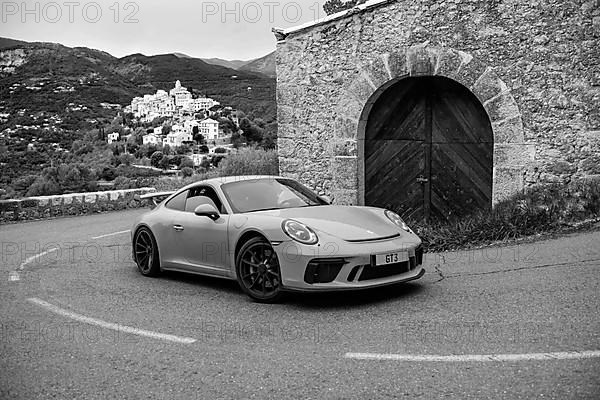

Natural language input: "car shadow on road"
[158,270,424,308]
[284,282,424,309]
[160,270,241,294]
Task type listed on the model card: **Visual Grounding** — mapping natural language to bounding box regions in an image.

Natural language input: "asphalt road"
[1,210,599,399]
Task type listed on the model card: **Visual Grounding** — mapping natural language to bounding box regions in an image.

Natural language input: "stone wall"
[0,188,156,223]
[275,0,600,205]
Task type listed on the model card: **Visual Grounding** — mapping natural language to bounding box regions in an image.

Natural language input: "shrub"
[26,177,61,196]
[408,179,600,252]
[100,166,117,181]
[218,148,279,177]
[150,151,164,168]
[113,176,134,189]
[181,167,194,177]
[180,157,194,169]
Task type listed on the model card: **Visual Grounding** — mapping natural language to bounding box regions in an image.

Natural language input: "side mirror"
[318,195,332,205]
[194,204,220,221]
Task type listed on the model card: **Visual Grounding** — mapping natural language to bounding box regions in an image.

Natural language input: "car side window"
[165,190,188,211]
[185,186,227,214]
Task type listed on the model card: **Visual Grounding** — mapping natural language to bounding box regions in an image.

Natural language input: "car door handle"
[173,225,184,232]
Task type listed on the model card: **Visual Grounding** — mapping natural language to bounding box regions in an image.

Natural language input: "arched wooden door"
[364,76,493,221]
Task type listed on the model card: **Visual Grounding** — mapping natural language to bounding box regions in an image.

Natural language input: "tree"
[218,117,235,135]
[194,133,205,145]
[159,155,170,170]
[323,0,363,15]
[180,157,194,169]
[100,166,117,181]
[151,151,164,168]
[118,153,135,166]
[181,167,194,178]
[231,131,244,148]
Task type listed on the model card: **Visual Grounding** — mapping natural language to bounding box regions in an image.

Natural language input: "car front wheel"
[236,237,284,303]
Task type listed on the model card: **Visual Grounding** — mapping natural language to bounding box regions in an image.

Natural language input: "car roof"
[179,175,287,191]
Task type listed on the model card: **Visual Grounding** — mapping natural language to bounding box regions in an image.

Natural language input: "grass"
[409,178,600,253]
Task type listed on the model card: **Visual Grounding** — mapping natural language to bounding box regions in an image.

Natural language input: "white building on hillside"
[200,118,220,140]
[107,132,119,144]
[163,131,193,147]
[170,80,193,108]
[143,133,162,145]
[192,97,220,112]
[183,119,199,133]
[131,81,221,121]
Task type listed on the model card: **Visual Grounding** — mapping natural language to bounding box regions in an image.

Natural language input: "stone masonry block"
[493,166,524,204]
[407,45,439,76]
[494,143,536,167]
[492,116,525,144]
[471,68,509,105]
[386,50,408,78]
[484,92,521,123]
[435,49,463,78]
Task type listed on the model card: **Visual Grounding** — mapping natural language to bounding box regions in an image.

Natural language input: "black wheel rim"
[135,230,154,273]
[239,242,281,298]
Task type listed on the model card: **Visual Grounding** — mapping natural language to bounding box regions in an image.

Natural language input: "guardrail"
[0,188,157,223]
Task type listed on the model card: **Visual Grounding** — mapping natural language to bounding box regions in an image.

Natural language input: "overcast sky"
[2,0,329,60]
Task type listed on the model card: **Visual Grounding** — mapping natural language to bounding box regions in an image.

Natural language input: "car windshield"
[221,178,325,213]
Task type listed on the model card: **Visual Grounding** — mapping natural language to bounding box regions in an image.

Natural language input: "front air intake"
[304,258,347,284]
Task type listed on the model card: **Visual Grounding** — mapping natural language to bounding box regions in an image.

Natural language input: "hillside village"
[107,80,243,163]
[0,74,274,199]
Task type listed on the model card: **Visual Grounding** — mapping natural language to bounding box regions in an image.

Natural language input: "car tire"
[133,227,161,277]
[236,237,284,303]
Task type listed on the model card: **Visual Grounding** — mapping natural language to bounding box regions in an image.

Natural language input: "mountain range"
[0,37,277,125]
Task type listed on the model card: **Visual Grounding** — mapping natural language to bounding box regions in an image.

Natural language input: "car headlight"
[385,210,412,233]
[282,219,318,245]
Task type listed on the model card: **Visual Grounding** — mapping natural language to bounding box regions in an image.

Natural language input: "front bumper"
[274,235,425,291]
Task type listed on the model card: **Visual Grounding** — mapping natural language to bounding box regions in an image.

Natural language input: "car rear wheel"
[236,237,284,303]
[134,227,160,277]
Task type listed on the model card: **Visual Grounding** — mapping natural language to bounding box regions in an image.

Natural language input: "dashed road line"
[91,230,131,240]
[27,298,197,344]
[8,247,59,282]
[345,351,600,362]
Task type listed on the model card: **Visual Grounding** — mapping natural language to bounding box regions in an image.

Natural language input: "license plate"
[374,251,409,266]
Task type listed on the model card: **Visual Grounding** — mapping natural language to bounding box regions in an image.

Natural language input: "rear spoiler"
[134,191,175,207]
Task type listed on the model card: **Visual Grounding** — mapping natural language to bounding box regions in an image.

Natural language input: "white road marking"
[345,351,600,362]
[27,298,197,344]
[91,230,131,240]
[17,247,59,271]
[8,247,59,282]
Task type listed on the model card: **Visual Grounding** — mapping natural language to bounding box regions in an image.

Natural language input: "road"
[1,210,599,399]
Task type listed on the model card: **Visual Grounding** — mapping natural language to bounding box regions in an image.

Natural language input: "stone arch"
[331,44,533,206]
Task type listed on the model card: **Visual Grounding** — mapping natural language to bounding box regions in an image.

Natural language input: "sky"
[1,0,329,60]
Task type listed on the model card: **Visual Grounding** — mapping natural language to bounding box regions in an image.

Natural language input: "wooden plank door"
[364,76,493,221]
[429,78,493,219]
[364,79,428,219]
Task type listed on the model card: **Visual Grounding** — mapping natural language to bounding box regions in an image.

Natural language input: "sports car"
[132,175,424,302]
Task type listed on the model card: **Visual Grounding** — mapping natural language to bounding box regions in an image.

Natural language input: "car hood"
[253,206,401,241]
